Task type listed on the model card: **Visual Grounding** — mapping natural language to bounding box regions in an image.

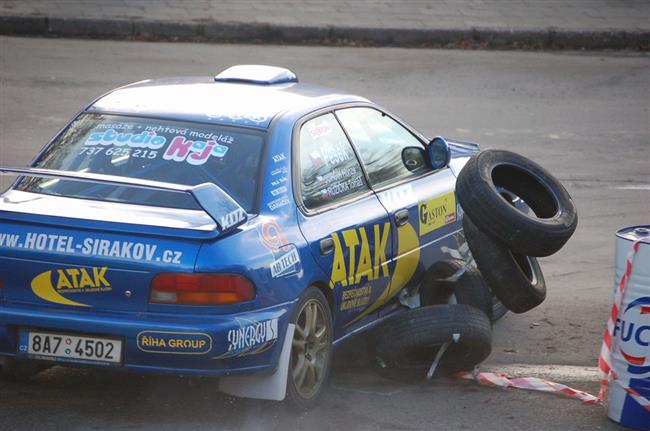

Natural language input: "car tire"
[420,260,493,321]
[373,304,492,381]
[0,357,48,382]
[492,296,509,322]
[286,286,333,410]
[463,215,546,313]
[456,149,577,257]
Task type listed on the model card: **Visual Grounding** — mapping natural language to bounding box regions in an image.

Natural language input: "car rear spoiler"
[0,167,248,234]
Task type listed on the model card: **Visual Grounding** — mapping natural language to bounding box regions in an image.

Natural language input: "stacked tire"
[456,149,578,313]
[371,149,577,381]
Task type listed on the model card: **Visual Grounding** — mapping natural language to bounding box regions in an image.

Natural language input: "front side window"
[299,113,369,210]
[336,107,428,187]
[17,114,264,212]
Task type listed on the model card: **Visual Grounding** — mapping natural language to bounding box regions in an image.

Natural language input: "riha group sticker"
[137,331,212,355]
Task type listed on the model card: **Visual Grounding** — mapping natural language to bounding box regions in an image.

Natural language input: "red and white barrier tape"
[455,238,650,408]
[456,370,600,404]
[597,239,650,410]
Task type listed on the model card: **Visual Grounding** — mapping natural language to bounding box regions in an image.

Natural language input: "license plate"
[18,330,123,366]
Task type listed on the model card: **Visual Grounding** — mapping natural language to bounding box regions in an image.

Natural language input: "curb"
[1,15,648,51]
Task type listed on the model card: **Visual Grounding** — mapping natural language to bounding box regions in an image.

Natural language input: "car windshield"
[17,114,265,212]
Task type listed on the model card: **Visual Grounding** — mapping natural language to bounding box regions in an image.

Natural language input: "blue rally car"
[0,65,490,408]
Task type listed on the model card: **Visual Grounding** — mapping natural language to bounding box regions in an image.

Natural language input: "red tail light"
[150,273,255,306]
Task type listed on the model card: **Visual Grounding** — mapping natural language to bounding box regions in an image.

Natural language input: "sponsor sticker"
[613,296,650,370]
[268,196,290,211]
[379,183,418,212]
[270,186,288,197]
[219,208,247,230]
[85,128,166,150]
[30,267,112,307]
[83,124,234,167]
[317,174,364,201]
[330,223,390,288]
[137,331,212,354]
[162,136,229,166]
[0,232,184,265]
[270,167,288,177]
[259,220,288,252]
[306,122,332,139]
[418,192,457,236]
[270,245,300,278]
[340,285,372,311]
[213,318,279,359]
[270,176,288,187]
[271,153,287,163]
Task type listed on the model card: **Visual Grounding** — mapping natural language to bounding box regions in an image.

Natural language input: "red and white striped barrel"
[607,226,650,430]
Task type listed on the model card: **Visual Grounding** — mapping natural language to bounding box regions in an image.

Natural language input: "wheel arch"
[311,281,335,317]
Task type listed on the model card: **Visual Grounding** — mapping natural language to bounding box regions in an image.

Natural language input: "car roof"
[87,76,369,129]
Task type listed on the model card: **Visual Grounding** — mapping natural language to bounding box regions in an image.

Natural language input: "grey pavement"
[0,0,649,49]
[2,35,648,430]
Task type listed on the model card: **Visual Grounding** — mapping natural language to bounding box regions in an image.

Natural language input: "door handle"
[394,209,410,226]
[320,238,334,255]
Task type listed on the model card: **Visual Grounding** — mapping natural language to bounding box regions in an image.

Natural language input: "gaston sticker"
[418,192,457,236]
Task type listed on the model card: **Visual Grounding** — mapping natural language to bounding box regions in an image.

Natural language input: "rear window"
[17,114,265,212]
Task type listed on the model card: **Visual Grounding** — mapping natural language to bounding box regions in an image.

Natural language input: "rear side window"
[299,113,369,210]
[336,107,426,187]
[17,114,264,212]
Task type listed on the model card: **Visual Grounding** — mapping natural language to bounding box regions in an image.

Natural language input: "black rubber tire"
[456,149,577,257]
[373,304,492,381]
[492,296,509,322]
[286,286,333,411]
[420,260,493,321]
[0,357,48,382]
[463,215,546,313]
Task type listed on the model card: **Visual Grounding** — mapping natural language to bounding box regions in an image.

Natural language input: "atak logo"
[329,223,391,288]
[31,267,112,307]
[613,296,650,373]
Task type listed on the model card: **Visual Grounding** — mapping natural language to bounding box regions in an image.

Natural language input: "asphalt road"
[0,36,648,431]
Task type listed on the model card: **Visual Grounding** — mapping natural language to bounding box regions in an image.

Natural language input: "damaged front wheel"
[372,304,492,381]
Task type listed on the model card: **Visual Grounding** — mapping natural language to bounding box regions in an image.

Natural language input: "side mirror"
[401,147,427,172]
[426,136,451,170]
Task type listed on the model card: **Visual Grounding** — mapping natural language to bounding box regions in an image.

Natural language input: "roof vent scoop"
[214,65,298,85]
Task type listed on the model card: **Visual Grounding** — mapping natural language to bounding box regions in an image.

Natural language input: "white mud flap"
[219,323,295,401]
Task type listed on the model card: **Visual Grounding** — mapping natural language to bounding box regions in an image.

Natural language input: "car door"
[335,107,459,312]
[294,113,393,334]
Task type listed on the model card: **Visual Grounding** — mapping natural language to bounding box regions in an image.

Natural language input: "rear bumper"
[0,300,294,377]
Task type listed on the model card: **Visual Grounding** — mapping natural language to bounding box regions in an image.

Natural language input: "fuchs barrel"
[608,226,650,431]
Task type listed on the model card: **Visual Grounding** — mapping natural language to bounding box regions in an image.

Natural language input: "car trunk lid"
[0,166,249,312]
[0,219,201,312]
